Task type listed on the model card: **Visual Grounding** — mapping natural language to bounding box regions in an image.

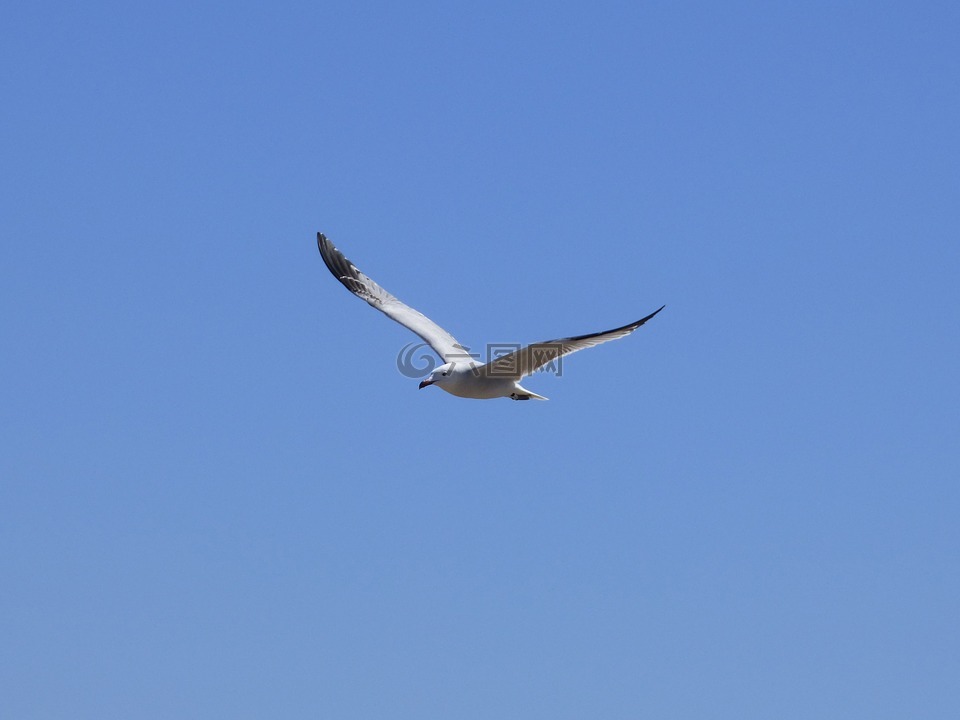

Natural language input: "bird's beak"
[418,379,435,389]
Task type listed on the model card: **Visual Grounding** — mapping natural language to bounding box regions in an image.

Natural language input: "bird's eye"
[442,371,448,376]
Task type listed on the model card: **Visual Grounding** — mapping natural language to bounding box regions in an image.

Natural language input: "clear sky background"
[2,2,958,718]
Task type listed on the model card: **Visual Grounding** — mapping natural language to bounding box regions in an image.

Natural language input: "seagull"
[317,232,663,400]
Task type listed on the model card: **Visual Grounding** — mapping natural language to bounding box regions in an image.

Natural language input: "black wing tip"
[557,305,665,344]
[316,231,359,290]
[316,231,336,268]
[625,304,665,330]
[615,305,666,333]
[640,305,666,324]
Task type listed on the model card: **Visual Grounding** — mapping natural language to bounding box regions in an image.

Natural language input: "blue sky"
[2,1,958,718]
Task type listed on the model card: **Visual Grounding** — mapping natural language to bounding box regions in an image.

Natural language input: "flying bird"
[317,232,663,400]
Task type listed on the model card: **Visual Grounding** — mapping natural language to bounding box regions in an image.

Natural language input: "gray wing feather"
[480,305,665,380]
[317,233,470,363]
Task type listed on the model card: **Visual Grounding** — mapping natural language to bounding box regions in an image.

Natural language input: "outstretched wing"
[317,233,471,363]
[479,306,665,380]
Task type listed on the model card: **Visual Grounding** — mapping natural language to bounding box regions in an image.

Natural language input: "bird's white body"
[419,361,547,400]
[316,232,663,401]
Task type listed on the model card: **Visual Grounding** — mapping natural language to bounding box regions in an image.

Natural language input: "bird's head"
[419,362,455,390]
